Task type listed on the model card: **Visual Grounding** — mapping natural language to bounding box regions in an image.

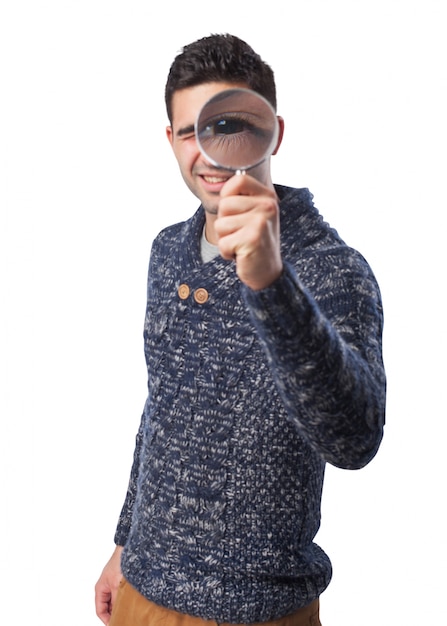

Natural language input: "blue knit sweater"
[114,185,386,622]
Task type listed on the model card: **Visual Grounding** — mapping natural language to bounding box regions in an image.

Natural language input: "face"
[166,82,276,215]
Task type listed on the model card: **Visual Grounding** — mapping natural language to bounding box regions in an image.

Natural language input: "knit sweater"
[114,185,386,623]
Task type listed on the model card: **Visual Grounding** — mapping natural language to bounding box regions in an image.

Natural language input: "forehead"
[170,81,249,130]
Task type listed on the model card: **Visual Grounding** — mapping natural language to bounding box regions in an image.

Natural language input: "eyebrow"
[176,124,195,138]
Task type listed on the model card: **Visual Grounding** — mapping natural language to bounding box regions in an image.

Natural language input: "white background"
[1,1,446,624]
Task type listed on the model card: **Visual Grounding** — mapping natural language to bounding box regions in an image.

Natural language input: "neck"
[204,214,219,245]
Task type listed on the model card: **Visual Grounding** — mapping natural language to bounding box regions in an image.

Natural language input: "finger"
[218,195,255,218]
[96,603,111,625]
[95,589,112,623]
[111,581,121,608]
[218,213,267,261]
[219,172,264,198]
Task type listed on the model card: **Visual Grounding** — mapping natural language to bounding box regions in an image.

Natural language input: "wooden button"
[178,284,190,299]
[194,288,209,304]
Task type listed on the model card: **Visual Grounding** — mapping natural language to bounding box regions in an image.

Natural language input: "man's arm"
[216,174,385,469]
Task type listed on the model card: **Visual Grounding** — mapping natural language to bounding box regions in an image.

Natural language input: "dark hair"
[165,33,277,123]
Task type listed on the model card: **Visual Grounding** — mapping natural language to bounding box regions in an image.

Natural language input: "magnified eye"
[207,117,251,136]
[201,112,262,139]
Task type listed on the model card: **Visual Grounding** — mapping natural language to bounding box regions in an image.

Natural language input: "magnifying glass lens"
[196,89,279,172]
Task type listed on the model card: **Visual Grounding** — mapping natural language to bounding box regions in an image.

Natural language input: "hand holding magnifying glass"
[195,88,283,291]
[195,88,279,174]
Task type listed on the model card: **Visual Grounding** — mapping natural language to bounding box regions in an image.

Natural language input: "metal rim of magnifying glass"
[194,87,280,172]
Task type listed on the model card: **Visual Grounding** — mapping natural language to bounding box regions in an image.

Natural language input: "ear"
[272,116,285,155]
[166,125,174,147]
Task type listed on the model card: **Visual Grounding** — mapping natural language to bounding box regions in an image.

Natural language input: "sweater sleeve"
[242,254,386,470]
[113,229,170,545]
[114,416,144,546]
[113,229,170,546]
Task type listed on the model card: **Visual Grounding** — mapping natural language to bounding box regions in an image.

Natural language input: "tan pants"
[109,578,321,626]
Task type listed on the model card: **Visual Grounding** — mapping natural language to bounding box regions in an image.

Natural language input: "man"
[95,33,386,626]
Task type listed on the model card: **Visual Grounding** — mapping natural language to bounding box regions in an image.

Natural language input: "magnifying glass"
[195,88,279,175]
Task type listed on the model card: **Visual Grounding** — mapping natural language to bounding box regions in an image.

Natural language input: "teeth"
[204,176,227,184]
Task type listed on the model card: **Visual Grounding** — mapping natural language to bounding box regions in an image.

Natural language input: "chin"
[203,204,218,215]
[199,195,219,215]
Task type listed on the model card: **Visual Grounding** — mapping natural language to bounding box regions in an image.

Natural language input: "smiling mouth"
[202,175,231,184]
